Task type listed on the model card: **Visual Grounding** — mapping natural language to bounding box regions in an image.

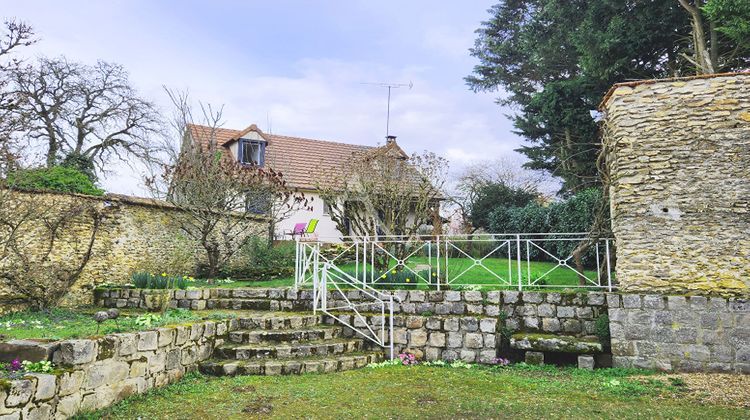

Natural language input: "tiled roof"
[187,124,377,190]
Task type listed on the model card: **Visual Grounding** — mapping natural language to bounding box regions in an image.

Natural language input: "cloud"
[4,0,532,196]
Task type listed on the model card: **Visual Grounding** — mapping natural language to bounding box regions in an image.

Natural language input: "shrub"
[6,166,104,196]
[222,238,296,280]
[373,269,419,290]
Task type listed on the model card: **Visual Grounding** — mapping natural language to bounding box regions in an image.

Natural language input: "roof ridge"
[267,133,375,149]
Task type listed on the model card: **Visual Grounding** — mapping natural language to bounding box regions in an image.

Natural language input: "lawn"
[76,364,748,419]
[0,308,237,341]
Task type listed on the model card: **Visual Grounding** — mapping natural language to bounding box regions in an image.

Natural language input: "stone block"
[443,318,459,331]
[577,355,595,370]
[576,307,594,319]
[190,299,207,310]
[606,293,621,308]
[464,291,482,302]
[408,330,428,347]
[451,303,467,314]
[29,373,56,401]
[5,379,33,408]
[523,317,539,330]
[460,317,479,332]
[562,319,582,334]
[428,332,446,347]
[486,291,501,304]
[58,370,84,397]
[622,295,642,309]
[53,340,97,366]
[137,331,158,351]
[522,292,543,304]
[445,291,461,301]
[542,318,561,333]
[409,290,426,302]
[689,296,708,310]
[405,316,424,329]
[485,306,500,317]
[642,295,665,309]
[557,306,575,318]
[427,291,444,302]
[546,292,562,304]
[466,304,483,315]
[460,349,477,362]
[425,318,442,330]
[667,296,688,310]
[0,340,59,363]
[435,303,451,315]
[479,318,497,333]
[393,328,408,344]
[525,351,544,365]
[587,292,605,306]
[502,291,519,304]
[537,303,555,317]
[464,333,483,348]
[447,332,463,348]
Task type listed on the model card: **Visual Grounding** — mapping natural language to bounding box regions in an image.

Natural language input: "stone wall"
[0,319,236,419]
[96,288,610,363]
[608,293,749,373]
[601,73,750,296]
[0,190,267,313]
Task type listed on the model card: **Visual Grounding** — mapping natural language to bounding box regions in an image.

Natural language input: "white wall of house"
[275,191,345,241]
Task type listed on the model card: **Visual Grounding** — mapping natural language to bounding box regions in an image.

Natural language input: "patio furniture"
[302,219,319,239]
[285,222,307,239]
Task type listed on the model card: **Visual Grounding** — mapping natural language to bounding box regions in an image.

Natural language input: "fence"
[296,233,615,292]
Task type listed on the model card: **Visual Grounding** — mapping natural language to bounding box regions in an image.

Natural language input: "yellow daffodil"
[391,270,396,274]
[161,273,166,277]
[405,278,411,283]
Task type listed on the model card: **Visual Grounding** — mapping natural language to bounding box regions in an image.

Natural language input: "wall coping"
[598,71,750,110]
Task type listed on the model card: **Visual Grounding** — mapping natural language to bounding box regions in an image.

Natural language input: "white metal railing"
[296,233,615,292]
[313,262,396,359]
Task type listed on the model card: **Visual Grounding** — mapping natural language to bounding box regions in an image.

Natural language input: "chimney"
[386,135,397,145]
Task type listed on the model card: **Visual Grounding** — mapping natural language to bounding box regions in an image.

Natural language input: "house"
[187,123,414,240]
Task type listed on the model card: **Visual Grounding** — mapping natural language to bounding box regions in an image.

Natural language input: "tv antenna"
[361,81,413,137]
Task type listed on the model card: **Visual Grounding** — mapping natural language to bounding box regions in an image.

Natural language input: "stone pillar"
[601,73,750,296]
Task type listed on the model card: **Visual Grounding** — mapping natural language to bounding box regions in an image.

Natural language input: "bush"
[222,238,296,280]
[373,269,419,290]
[6,166,104,196]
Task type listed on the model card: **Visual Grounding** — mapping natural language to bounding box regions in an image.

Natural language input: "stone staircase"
[199,312,384,376]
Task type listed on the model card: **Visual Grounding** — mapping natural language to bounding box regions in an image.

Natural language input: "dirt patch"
[232,385,257,393]
[242,396,274,415]
[638,373,750,408]
[417,395,439,404]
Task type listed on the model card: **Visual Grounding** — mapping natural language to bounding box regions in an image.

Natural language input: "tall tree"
[12,57,162,178]
[467,0,750,193]
[0,19,35,177]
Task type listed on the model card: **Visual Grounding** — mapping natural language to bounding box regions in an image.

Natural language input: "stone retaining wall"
[608,293,750,373]
[0,319,236,419]
[96,288,609,364]
[601,73,750,295]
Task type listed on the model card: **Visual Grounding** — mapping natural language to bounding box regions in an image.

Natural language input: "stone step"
[236,313,323,330]
[203,299,275,311]
[214,338,365,360]
[199,352,384,376]
[229,325,343,344]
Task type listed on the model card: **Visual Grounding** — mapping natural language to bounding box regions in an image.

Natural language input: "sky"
[4,0,531,196]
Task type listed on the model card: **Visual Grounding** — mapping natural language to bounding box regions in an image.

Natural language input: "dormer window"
[239,139,265,166]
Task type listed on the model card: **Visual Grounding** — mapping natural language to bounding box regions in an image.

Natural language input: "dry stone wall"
[0,190,267,313]
[96,288,609,363]
[0,319,236,419]
[602,73,750,296]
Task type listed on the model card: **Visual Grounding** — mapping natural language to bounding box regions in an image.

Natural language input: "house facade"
[188,123,403,241]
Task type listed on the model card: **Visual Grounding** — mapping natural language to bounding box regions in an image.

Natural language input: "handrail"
[315,262,395,359]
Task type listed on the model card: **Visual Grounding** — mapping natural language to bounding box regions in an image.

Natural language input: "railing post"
[516,234,522,291]
[605,239,613,292]
[294,238,300,291]
[389,296,394,360]
[322,263,328,311]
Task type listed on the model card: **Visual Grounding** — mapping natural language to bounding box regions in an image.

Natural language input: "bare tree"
[0,19,36,177]
[11,57,162,177]
[0,191,103,310]
[449,157,554,234]
[149,89,303,278]
[316,143,446,269]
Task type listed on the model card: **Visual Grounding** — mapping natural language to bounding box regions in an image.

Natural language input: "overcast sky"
[6,1,529,195]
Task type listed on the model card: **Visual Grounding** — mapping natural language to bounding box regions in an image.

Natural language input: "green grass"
[0,308,236,341]
[76,365,744,419]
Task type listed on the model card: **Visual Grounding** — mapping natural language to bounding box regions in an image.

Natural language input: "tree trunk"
[678,0,715,74]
